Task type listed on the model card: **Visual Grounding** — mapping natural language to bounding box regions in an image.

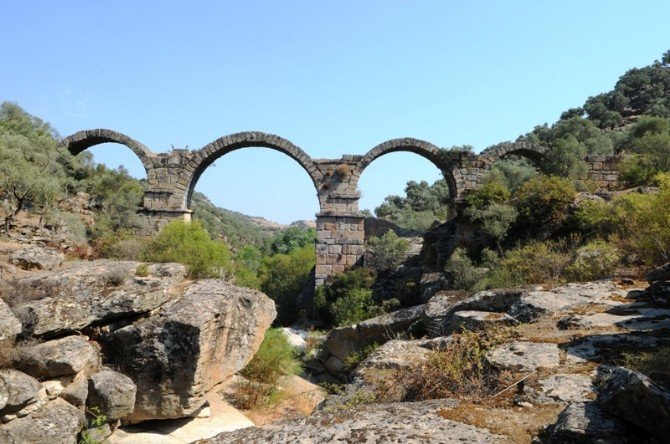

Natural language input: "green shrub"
[240,328,301,385]
[314,267,376,324]
[45,210,88,246]
[565,240,619,281]
[366,231,410,274]
[613,173,670,264]
[135,263,149,277]
[259,245,315,325]
[444,248,489,291]
[465,181,511,208]
[331,288,383,327]
[572,199,619,238]
[141,220,233,279]
[514,175,576,233]
[483,241,571,289]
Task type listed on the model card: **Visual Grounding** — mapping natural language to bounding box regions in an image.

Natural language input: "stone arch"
[477,142,548,167]
[60,129,155,178]
[183,131,322,209]
[355,138,458,198]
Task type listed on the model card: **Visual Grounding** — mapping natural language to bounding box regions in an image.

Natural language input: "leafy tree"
[268,226,315,255]
[374,179,450,231]
[620,116,670,186]
[314,267,376,325]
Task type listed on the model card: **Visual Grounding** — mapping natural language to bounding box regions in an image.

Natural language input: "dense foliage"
[141,220,234,279]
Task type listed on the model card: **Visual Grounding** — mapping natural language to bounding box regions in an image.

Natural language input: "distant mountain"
[190,192,314,251]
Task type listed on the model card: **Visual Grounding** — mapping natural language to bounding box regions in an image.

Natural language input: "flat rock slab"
[566,334,664,364]
[526,374,595,404]
[7,260,186,337]
[451,310,517,332]
[202,400,506,443]
[486,341,561,372]
[9,245,64,270]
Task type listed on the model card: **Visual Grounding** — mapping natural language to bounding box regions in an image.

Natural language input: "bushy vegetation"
[235,328,302,410]
[141,220,234,279]
[366,231,410,274]
[258,245,315,325]
[241,328,302,384]
[314,267,379,326]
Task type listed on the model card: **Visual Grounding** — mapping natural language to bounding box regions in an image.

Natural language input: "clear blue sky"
[2,1,669,223]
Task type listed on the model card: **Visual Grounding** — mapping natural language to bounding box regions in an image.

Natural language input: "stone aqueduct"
[61,129,621,285]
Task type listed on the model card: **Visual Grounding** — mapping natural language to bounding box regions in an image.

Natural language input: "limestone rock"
[88,369,137,421]
[646,262,670,284]
[355,339,432,376]
[450,310,517,332]
[0,299,21,342]
[547,402,633,443]
[60,372,88,407]
[7,260,186,337]
[0,398,85,444]
[42,380,64,399]
[486,341,560,372]
[0,369,40,414]
[423,289,520,336]
[9,245,64,270]
[525,374,594,404]
[203,399,505,443]
[323,304,424,362]
[102,280,276,423]
[279,327,307,351]
[597,366,670,439]
[15,335,99,378]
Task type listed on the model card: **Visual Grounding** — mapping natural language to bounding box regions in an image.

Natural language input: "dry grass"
[438,402,564,443]
[370,327,515,403]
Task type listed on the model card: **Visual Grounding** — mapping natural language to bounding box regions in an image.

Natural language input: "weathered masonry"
[61,129,622,286]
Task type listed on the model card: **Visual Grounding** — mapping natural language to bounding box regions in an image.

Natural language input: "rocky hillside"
[207,273,670,442]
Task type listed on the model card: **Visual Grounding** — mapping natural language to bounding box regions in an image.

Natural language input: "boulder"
[60,372,88,407]
[418,272,449,303]
[204,399,505,443]
[547,402,634,443]
[9,245,64,271]
[88,369,136,421]
[649,280,670,307]
[0,369,41,414]
[597,366,670,439]
[0,398,85,444]
[323,305,424,362]
[102,280,276,423]
[647,262,670,284]
[7,260,186,337]
[0,299,21,342]
[14,335,99,378]
[486,341,560,372]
